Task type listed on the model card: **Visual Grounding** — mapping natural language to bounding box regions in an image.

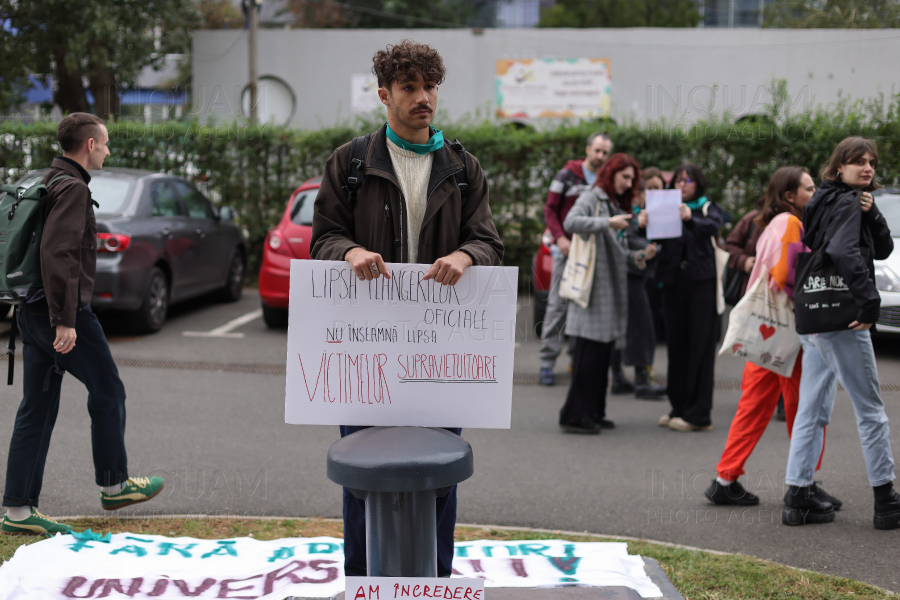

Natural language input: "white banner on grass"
[284,261,518,429]
[0,535,663,599]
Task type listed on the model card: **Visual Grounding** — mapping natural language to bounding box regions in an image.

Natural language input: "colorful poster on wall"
[495,58,611,119]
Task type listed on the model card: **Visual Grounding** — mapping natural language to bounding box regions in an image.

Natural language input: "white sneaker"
[658,415,671,427]
[668,417,712,432]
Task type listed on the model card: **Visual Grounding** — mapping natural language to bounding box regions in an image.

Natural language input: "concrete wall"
[192,28,900,129]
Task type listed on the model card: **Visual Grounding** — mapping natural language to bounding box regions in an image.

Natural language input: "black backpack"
[341,133,469,208]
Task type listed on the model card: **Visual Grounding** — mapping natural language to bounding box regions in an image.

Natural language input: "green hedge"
[3,87,899,286]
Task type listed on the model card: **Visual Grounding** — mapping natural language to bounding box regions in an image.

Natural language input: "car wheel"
[262,302,289,329]
[220,249,245,302]
[132,267,168,334]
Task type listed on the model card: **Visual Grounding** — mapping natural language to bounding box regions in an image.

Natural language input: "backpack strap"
[6,306,17,385]
[341,133,372,210]
[448,139,469,209]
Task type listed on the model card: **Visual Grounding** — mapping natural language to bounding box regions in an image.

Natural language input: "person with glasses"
[705,166,834,507]
[654,164,724,432]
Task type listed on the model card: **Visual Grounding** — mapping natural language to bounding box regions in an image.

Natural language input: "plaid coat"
[563,187,640,344]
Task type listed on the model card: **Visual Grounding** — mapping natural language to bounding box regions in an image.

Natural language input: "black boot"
[874,483,900,530]
[609,348,634,394]
[634,366,667,400]
[782,485,835,526]
[811,481,842,511]
[704,479,759,506]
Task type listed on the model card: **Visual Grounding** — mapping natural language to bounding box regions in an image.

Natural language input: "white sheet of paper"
[285,260,518,429]
[645,189,683,239]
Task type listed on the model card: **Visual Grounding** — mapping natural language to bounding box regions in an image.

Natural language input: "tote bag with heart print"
[719,275,801,377]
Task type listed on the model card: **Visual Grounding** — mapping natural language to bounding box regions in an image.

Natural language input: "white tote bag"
[719,275,801,377]
[702,202,729,315]
[559,202,600,309]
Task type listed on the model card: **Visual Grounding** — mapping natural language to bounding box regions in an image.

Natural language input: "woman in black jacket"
[783,137,899,529]
[653,164,724,432]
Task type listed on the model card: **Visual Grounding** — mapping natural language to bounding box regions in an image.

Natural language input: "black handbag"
[724,221,755,306]
[794,192,862,334]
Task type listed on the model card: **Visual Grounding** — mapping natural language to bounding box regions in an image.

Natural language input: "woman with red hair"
[559,153,657,433]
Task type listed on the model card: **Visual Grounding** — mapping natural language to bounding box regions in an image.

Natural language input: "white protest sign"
[645,190,683,240]
[285,261,518,429]
[347,577,484,600]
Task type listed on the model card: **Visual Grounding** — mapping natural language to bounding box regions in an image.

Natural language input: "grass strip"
[0,516,890,600]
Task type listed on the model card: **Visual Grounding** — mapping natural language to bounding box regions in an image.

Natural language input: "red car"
[259,178,320,328]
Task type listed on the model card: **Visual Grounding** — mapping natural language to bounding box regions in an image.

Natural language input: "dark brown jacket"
[724,209,762,297]
[311,125,503,266]
[40,158,96,328]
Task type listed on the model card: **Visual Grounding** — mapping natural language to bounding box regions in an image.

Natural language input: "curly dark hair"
[372,40,446,91]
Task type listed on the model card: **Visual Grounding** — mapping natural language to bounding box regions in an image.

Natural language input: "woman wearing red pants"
[704,166,837,507]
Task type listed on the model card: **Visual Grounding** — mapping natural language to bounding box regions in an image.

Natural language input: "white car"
[874,189,900,334]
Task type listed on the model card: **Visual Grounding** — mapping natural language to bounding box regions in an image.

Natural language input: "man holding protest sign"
[311,40,503,577]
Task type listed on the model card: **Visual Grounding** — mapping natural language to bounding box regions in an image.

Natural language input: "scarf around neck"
[385,124,444,155]
[684,195,709,211]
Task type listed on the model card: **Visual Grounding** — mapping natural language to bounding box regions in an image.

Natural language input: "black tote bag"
[794,193,862,334]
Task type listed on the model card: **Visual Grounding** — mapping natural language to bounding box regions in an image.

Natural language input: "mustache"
[411,105,432,113]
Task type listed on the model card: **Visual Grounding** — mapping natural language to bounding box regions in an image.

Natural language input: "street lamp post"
[247,0,260,124]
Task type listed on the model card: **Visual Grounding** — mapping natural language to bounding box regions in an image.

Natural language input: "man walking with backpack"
[2,113,163,535]
[311,41,503,577]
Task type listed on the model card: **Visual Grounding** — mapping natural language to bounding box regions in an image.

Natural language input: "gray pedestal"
[327,426,474,577]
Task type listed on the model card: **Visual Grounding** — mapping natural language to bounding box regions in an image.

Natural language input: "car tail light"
[97,233,131,252]
[267,230,295,257]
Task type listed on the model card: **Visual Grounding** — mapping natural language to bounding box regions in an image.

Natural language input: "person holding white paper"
[559,153,654,434]
[310,40,503,577]
[653,164,724,432]
[704,167,835,507]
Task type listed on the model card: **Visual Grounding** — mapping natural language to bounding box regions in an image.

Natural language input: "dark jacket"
[724,209,762,296]
[544,159,590,241]
[40,158,97,328]
[311,125,503,266]
[621,214,655,279]
[801,179,893,324]
[655,200,725,285]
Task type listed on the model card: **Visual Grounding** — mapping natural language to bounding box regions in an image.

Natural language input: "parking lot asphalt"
[0,290,899,591]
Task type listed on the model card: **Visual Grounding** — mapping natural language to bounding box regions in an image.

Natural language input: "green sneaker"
[100,477,165,511]
[1,510,72,536]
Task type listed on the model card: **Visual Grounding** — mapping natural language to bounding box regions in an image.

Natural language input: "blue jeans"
[3,300,128,507]
[785,330,895,488]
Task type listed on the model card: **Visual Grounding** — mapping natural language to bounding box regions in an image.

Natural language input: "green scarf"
[684,195,708,211]
[632,205,642,215]
[385,123,444,155]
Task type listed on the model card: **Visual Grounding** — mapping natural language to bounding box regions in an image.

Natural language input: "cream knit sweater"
[386,137,433,264]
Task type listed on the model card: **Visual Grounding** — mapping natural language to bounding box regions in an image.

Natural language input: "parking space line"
[182,309,262,339]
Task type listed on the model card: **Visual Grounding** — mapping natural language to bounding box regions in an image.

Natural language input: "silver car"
[6,168,246,333]
[874,188,900,334]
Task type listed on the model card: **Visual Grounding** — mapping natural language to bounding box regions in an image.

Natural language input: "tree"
[762,0,900,27]
[538,0,701,27]
[198,0,243,29]
[0,17,30,113]
[283,0,497,28]
[1,0,200,119]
